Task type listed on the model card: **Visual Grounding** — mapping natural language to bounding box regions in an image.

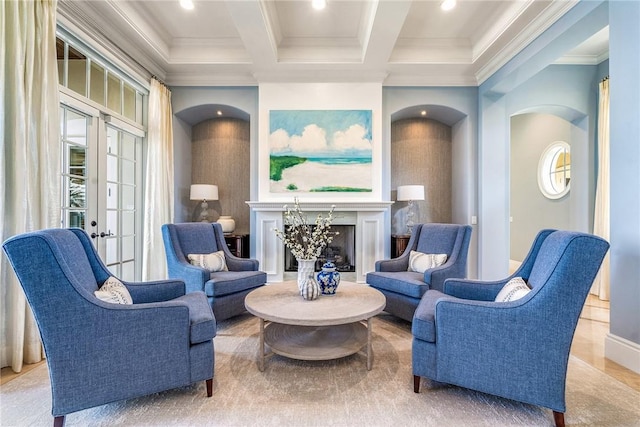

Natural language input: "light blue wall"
[479,0,640,359]
[510,113,575,261]
[609,0,640,348]
[478,1,607,280]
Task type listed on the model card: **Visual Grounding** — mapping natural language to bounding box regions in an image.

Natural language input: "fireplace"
[247,201,393,283]
[284,224,356,272]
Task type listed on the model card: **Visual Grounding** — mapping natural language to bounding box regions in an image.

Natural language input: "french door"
[60,92,144,281]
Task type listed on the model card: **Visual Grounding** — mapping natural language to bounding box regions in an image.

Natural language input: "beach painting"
[269,110,373,193]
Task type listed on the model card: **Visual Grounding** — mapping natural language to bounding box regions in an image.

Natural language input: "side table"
[224,234,249,258]
[391,234,411,258]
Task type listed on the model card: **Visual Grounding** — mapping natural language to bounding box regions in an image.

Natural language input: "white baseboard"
[605,333,640,374]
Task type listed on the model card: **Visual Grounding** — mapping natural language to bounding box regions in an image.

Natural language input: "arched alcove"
[192,117,251,233]
[391,118,452,234]
[173,103,252,232]
[390,104,468,234]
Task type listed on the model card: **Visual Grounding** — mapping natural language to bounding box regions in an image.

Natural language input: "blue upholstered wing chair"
[412,230,609,427]
[366,223,472,321]
[162,222,266,321]
[2,228,216,427]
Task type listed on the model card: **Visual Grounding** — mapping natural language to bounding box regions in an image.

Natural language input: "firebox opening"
[284,224,356,272]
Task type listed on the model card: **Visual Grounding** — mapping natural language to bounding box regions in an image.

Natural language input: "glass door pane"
[60,105,92,230]
[103,124,140,281]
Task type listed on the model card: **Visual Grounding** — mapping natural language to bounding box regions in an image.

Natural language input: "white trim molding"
[605,333,640,374]
[248,201,392,283]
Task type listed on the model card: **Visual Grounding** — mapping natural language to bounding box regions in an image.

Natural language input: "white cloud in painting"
[331,124,371,151]
[289,124,327,152]
[269,128,292,152]
[270,123,371,155]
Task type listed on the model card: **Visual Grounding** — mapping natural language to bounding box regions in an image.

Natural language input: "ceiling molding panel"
[56,0,598,87]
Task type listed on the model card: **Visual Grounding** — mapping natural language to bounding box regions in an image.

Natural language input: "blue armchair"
[412,230,609,427]
[366,223,472,321]
[2,228,216,427]
[162,222,266,321]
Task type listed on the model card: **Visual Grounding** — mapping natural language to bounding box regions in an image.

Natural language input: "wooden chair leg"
[206,378,213,397]
[53,415,65,427]
[413,375,421,393]
[553,411,565,427]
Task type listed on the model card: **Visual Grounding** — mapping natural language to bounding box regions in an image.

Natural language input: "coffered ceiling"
[59,0,607,87]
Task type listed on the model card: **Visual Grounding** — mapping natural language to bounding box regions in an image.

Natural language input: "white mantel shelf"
[247,201,394,211]
[248,200,392,283]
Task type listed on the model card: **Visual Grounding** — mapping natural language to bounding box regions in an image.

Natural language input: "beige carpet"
[2,314,639,427]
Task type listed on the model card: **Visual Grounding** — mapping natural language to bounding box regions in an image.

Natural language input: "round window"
[538,141,571,199]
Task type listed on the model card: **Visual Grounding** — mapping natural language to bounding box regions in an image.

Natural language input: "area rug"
[2,314,639,426]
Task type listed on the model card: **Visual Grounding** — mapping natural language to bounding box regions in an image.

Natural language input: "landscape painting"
[269,110,373,193]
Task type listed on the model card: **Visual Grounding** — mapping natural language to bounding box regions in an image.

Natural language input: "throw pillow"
[188,251,228,272]
[94,276,133,305]
[495,277,531,302]
[408,251,448,273]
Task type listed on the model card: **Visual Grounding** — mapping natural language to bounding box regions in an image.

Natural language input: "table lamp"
[397,185,425,234]
[190,184,218,222]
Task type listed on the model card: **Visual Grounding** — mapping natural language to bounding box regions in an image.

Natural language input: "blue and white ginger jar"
[317,262,341,295]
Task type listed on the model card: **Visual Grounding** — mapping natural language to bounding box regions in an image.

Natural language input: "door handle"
[100,231,114,238]
[90,232,98,239]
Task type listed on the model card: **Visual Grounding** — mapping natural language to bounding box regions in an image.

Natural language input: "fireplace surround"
[247,201,392,282]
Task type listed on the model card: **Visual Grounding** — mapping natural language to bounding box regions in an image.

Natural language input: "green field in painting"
[310,187,372,192]
[270,156,307,181]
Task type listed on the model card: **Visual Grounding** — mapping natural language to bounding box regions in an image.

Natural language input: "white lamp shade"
[397,185,425,201]
[190,184,218,201]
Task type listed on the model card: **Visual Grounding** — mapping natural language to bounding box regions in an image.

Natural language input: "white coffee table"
[244,281,386,371]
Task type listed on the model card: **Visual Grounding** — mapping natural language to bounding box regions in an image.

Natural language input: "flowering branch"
[273,197,338,260]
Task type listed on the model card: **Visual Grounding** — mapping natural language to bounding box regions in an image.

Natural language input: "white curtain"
[1,0,60,371]
[142,79,174,281]
[591,77,610,300]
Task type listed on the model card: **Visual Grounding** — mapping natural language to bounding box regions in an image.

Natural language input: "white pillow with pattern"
[408,251,448,273]
[495,277,531,302]
[94,276,133,305]
[188,251,228,272]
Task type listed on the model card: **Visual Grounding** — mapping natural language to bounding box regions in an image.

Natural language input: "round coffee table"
[244,281,386,371]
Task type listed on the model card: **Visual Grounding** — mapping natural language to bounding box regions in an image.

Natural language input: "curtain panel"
[142,79,175,280]
[1,0,60,371]
[591,78,610,301]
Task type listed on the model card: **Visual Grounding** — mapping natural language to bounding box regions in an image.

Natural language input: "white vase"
[296,258,317,294]
[216,216,235,233]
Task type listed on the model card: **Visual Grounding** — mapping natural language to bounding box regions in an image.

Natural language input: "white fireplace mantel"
[247,201,393,283]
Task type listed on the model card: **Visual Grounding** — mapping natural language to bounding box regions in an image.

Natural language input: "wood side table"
[391,234,411,258]
[224,234,249,258]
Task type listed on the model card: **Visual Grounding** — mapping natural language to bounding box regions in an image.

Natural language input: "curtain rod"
[151,75,169,88]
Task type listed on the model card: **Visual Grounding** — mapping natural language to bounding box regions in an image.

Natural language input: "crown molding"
[475,0,579,85]
[57,1,158,86]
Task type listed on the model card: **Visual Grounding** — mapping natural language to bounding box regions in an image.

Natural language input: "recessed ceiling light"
[421,110,427,116]
[440,0,456,12]
[312,0,326,11]
[217,110,223,116]
[180,0,194,11]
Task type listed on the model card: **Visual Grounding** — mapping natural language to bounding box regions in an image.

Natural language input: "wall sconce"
[397,185,425,234]
[190,184,218,222]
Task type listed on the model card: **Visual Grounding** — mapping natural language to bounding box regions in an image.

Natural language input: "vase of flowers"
[273,197,337,295]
